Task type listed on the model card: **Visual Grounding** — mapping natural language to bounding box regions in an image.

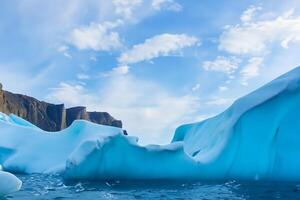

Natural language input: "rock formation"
[66,107,123,128]
[0,83,4,112]
[0,84,122,131]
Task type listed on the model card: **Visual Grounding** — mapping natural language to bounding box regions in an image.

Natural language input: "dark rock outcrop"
[0,84,122,131]
[66,106,88,127]
[0,83,4,112]
[66,107,122,128]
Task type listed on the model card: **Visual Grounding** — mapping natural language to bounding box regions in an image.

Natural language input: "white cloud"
[202,56,241,75]
[113,65,130,75]
[192,83,201,92]
[218,86,228,91]
[77,73,90,80]
[47,76,200,144]
[57,45,71,58]
[152,0,182,12]
[219,8,300,55]
[205,97,234,106]
[47,82,95,106]
[240,57,264,85]
[240,5,262,23]
[99,65,130,77]
[97,76,200,144]
[118,33,199,65]
[69,21,122,51]
[63,0,186,53]
[113,0,142,19]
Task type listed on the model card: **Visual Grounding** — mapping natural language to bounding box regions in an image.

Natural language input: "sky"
[1,0,300,144]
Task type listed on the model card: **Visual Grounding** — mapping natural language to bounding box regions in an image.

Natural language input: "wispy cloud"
[240,5,262,23]
[47,82,96,106]
[202,56,241,75]
[152,0,182,12]
[77,73,90,80]
[47,75,200,144]
[219,8,300,55]
[68,21,123,51]
[192,83,201,92]
[218,86,228,91]
[205,97,234,106]
[112,65,130,75]
[57,45,71,58]
[118,33,199,65]
[210,6,300,88]
[112,0,143,19]
[240,57,264,85]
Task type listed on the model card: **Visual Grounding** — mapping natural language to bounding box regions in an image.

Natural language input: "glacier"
[0,67,300,181]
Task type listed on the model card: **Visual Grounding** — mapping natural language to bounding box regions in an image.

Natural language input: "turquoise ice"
[0,67,300,181]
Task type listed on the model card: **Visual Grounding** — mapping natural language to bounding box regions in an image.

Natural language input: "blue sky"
[1,0,300,144]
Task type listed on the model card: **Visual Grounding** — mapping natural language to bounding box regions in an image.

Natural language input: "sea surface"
[2,174,300,200]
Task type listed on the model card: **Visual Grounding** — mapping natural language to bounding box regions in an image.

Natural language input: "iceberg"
[0,67,300,181]
[0,170,22,196]
[172,66,300,181]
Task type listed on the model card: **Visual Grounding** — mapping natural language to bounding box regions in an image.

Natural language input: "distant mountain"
[0,83,122,131]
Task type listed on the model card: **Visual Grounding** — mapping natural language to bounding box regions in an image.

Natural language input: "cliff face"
[0,83,4,112]
[2,90,66,131]
[0,84,122,131]
[66,107,123,128]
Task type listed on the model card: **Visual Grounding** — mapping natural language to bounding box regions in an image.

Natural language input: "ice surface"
[0,170,22,196]
[172,66,300,181]
[0,117,123,174]
[0,67,300,181]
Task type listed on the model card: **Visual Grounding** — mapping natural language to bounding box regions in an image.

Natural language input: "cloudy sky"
[1,0,300,144]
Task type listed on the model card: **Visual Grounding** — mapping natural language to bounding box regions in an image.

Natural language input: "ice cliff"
[0,67,300,181]
[173,66,300,181]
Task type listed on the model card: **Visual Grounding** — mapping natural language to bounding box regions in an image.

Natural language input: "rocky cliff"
[0,84,122,131]
[0,83,4,112]
[66,107,122,128]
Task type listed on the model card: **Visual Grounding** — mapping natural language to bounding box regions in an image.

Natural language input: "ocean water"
[3,174,300,200]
